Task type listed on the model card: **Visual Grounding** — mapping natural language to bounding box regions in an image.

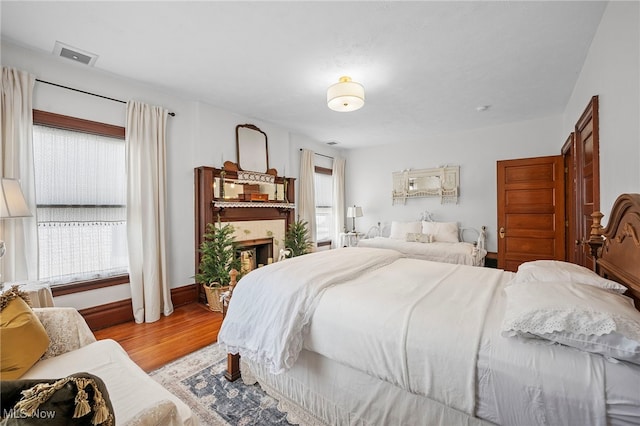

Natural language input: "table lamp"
[346,205,363,233]
[0,178,32,276]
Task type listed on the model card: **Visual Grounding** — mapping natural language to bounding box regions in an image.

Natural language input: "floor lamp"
[0,178,32,285]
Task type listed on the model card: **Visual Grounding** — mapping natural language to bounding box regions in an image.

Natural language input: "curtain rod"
[35,79,176,117]
[299,149,333,160]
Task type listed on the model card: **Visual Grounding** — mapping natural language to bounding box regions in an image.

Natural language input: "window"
[32,111,128,287]
[314,166,333,244]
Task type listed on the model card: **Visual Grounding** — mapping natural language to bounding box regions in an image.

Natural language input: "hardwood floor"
[94,302,223,372]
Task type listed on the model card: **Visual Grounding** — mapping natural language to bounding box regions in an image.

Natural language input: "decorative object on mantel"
[392,166,460,205]
[223,161,239,172]
[219,169,226,199]
[327,76,365,112]
[237,170,276,184]
[283,177,289,203]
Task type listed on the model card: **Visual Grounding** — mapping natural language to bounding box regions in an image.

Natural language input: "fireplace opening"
[236,237,273,275]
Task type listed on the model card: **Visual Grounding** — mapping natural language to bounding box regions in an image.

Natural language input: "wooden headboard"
[588,193,640,307]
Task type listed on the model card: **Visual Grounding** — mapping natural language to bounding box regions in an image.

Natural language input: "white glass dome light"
[327,76,365,112]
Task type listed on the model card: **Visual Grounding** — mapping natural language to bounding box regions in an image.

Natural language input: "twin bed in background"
[357,218,487,266]
[218,194,640,426]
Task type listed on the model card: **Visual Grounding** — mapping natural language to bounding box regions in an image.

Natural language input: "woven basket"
[203,285,228,312]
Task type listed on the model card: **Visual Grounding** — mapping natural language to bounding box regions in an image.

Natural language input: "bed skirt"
[242,349,493,426]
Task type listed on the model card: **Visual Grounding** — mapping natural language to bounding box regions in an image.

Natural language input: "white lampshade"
[346,205,363,233]
[327,76,365,112]
[0,178,31,218]
[346,206,363,218]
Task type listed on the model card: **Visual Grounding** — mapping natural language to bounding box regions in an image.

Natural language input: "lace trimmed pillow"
[406,232,433,243]
[502,280,640,365]
[513,260,628,294]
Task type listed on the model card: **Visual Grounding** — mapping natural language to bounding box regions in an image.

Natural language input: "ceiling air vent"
[53,41,98,66]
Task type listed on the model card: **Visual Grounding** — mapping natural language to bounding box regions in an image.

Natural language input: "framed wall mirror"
[236,124,268,173]
[392,166,460,205]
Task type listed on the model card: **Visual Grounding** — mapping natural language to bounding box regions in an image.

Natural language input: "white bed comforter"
[357,236,487,266]
[306,258,503,415]
[218,247,402,374]
[220,248,614,424]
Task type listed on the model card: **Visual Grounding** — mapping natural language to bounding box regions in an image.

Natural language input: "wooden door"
[497,156,565,271]
[562,133,576,263]
[573,96,600,269]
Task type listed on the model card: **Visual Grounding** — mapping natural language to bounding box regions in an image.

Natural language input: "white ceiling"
[1,1,607,149]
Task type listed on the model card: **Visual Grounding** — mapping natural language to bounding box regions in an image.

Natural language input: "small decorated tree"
[196,218,241,311]
[284,219,313,257]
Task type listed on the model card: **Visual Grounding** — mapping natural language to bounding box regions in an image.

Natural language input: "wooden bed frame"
[225,193,640,381]
[588,193,640,307]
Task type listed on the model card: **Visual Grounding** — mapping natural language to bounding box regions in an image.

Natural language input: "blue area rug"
[150,343,293,425]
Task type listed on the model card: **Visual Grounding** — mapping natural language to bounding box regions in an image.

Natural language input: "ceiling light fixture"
[327,76,365,112]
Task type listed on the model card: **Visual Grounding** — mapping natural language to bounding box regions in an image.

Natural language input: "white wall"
[1,40,307,309]
[345,115,563,253]
[562,1,640,220]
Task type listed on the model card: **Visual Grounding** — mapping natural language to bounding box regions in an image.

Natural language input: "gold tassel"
[73,378,91,418]
[15,379,69,416]
[90,384,111,425]
[91,403,110,425]
[0,285,32,310]
[14,375,113,424]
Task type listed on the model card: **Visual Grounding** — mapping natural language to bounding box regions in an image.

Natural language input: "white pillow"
[389,221,422,239]
[502,280,640,365]
[514,260,627,294]
[421,221,459,243]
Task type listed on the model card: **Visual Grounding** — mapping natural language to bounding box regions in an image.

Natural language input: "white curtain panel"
[299,149,316,245]
[332,156,346,248]
[0,67,38,281]
[126,100,173,323]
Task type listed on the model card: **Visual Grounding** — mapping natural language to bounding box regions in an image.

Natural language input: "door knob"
[499,227,505,239]
[575,239,584,246]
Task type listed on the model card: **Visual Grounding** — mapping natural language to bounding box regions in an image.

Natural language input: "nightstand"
[339,232,364,248]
